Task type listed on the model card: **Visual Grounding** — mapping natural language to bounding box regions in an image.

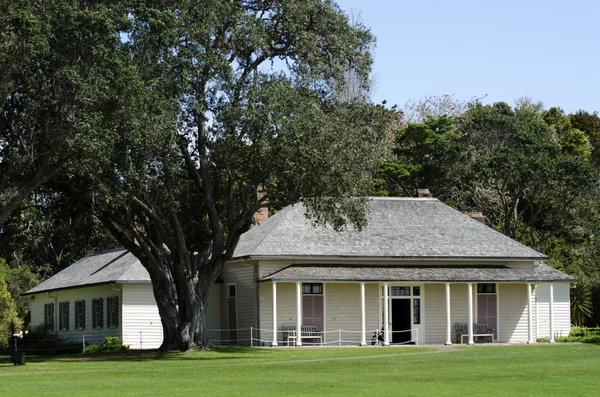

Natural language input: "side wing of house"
[121,283,162,349]
[30,285,122,346]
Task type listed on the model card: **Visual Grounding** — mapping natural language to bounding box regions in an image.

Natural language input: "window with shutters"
[75,300,86,330]
[58,301,70,331]
[106,296,119,328]
[44,303,55,331]
[92,298,104,329]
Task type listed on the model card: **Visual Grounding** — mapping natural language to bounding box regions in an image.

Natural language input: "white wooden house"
[223,197,575,346]
[24,249,221,349]
[25,197,575,348]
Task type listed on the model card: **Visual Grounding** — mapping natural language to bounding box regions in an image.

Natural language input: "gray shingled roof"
[24,248,150,295]
[259,263,576,283]
[233,198,549,260]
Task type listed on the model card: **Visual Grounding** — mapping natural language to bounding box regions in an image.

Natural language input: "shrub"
[85,337,129,353]
[536,337,550,343]
[581,335,600,344]
[18,324,82,355]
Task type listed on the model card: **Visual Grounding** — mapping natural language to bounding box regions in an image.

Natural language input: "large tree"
[22,1,387,351]
[0,0,136,227]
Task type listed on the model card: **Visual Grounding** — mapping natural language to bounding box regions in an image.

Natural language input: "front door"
[391,299,411,343]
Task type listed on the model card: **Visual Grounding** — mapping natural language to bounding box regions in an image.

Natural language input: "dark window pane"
[229,285,236,297]
[413,299,421,324]
[413,286,420,296]
[302,283,323,295]
[477,283,496,294]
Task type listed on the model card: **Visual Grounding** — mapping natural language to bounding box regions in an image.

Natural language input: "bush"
[581,335,600,343]
[18,324,82,355]
[85,337,129,353]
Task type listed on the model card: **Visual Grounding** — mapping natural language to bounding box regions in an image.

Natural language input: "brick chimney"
[416,188,432,198]
[469,211,486,225]
[253,186,268,226]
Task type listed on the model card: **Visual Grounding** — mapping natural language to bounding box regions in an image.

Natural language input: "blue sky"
[335,0,599,113]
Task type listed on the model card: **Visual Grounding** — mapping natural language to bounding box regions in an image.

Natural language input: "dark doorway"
[391,299,411,343]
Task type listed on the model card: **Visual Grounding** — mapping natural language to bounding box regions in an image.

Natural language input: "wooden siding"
[121,284,162,349]
[535,283,571,339]
[221,262,257,345]
[258,282,379,346]
[498,283,530,342]
[324,283,379,346]
[424,284,446,344]
[30,285,121,346]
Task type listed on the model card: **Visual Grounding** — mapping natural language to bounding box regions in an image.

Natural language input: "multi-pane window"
[75,300,86,330]
[391,286,410,296]
[302,283,323,295]
[413,299,421,324]
[477,283,496,294]
[92,298,104,329]
[44,303,55,331]
[58,301,70,331]
[106,296,119,328]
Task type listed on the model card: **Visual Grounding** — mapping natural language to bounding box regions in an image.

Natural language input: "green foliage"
[0,273,22,350]
[85,337,129,354]
[19,323,82,355]
[0,257,38,326]
[571,282,593,326]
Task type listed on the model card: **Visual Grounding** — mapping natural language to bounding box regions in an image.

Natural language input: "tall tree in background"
[9,1,387,350]
[0,0,134,227]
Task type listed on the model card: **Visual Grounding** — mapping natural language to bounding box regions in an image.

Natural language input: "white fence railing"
[206,327,419,347]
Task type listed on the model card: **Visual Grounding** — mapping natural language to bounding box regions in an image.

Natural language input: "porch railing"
[205,327,419,347]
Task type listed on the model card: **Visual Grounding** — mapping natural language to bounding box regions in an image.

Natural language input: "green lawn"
[1,344,599,396]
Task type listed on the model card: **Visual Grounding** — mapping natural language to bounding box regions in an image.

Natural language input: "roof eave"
[22,279,151,296]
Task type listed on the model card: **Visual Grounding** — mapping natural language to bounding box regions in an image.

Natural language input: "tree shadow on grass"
[0,346,277,364]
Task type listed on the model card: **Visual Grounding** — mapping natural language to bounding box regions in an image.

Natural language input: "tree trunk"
[145,258,219,351]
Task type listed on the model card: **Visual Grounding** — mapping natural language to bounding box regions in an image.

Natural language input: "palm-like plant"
[571,282,593,326]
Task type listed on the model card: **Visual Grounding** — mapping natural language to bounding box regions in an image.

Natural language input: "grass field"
[1,344,599,396]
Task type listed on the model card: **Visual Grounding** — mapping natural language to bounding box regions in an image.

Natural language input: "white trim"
[271,281,278,346]
[549,283,555,343]
[527,283,533,343]
[360,282,366,346]
[295,282,302,346]
[383,283,390,345]
[445,282,452,345]
[467,282,474,345]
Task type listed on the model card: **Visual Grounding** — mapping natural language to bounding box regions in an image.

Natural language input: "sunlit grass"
[1,344,599,396]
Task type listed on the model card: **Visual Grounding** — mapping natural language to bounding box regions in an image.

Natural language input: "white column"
[296,282,302,346]
[527,283,533,344]
[272,281,278,347]
[467,282,474,345]
[383,283,390,346]
[445,282,452,345]
[549,283,555,343]
[360,282,367,346]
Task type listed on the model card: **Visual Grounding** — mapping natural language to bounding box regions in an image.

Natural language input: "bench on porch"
[455,322,494,344]
[282,325,323,346]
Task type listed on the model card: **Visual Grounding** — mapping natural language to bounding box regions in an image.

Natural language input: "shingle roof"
[233,197,549,260]
[24,248,150,295]
[259,263,577,283]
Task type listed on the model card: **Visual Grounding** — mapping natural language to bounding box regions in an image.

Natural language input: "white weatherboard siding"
[221,262,257,345]
[121,284,162,349]
[424,283,446,344]
[535,283,570,339]
[30,285,121,346]
[205,283,222,344]
[499,283,529,342]
[324,283,379,346]
[259,281,297,345]
[449,284,472,343]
